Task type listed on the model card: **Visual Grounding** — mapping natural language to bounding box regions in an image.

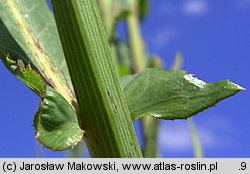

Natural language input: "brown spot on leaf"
[48,77,57,90]
[50,67,56,73]
[17,59,24,71]
[16,22,22,29]
[61,69,75,98]
[32,37,44,53]
[26,61,32,70]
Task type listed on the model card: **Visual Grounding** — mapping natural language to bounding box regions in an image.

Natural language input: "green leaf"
[0,0,74,104]
[2,57,83,151]
[34,86,83,151]
[121,69,244,121]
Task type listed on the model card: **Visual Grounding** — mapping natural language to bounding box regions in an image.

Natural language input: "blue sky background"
[0,0,250,157]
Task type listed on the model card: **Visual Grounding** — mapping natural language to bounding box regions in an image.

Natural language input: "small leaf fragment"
[109,0,132,20]
[138,0,148,21]
[113,39,132,76]
[121,69,244,121]
[34,86,83,151]
[2,56,45,96]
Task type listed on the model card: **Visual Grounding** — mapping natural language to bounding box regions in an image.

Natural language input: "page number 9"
[240,162,246,170]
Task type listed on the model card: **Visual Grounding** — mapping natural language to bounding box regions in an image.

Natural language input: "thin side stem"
[188,119,204,158]
[127,2,146,72]
[126,1,159,158]
[143,118,159,158]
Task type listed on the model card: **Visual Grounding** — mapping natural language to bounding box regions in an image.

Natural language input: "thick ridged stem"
[51,0,142,158]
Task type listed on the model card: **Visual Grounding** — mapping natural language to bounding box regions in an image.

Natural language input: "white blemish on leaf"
[151,113,161,118]
[184,74,206,88]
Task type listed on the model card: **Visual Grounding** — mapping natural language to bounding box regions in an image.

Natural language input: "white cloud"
[159,121,192,152]
[159,121,216,152]
[182,0,209,15]
[237,0,250,9]
[152,27,179,49]
[239,0,250,5]
[158,111,241,157]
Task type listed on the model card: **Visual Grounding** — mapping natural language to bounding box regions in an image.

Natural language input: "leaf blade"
[0,0,74,104]
[122,69,244,121]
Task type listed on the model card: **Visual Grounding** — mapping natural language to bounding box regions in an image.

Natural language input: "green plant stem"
[51,0,142,158]
[143,117,159,158]
[96,0,113,39]
[126,1,159,157]
[127,2,146,72]
[188,119,204,158]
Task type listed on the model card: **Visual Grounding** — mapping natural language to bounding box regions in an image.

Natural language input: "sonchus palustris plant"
[0,0,244,157]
